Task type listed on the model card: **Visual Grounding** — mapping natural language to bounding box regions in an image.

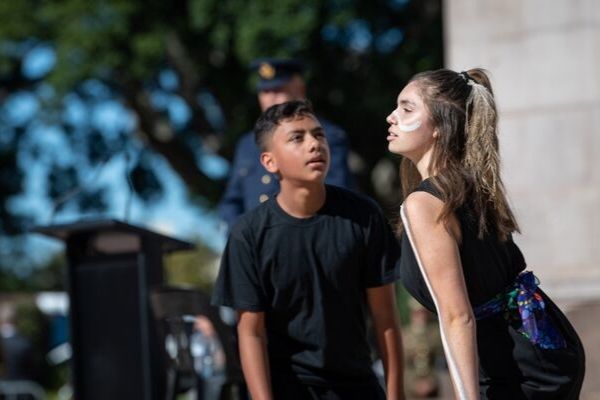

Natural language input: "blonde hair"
[400,68,519,240]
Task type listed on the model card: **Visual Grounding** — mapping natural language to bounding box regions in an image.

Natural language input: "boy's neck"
[276,182,326,218]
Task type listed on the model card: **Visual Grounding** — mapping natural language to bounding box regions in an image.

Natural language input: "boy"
[211,100,404,399]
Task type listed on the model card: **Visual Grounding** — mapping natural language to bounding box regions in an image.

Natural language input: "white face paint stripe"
[392,110,421,132]
[400,205,470,400]
[398,120,421,132]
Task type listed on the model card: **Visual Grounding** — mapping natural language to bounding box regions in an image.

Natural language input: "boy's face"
[260,115,330,184]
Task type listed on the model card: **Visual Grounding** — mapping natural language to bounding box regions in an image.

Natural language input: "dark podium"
[35,219,193,400]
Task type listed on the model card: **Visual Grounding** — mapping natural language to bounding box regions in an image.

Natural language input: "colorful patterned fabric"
[473,271,566,350]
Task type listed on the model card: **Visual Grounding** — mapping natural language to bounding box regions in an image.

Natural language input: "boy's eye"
[291,135,302,142]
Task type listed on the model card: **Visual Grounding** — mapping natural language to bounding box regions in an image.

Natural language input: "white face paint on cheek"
[398,120,421,132]
[392,109,422,133]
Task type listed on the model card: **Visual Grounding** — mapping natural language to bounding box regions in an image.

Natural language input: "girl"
[388,68,585,399]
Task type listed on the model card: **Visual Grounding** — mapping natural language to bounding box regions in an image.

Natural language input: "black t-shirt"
[211,184,401,386]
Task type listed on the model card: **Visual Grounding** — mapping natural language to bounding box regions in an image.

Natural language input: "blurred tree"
[164,239,220,292]
[0,0,442,262]
[0,252,66,291]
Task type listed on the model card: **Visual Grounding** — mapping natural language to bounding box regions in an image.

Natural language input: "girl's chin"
[387,142,404,155]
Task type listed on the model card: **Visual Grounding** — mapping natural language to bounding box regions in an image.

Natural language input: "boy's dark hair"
[254,100,315,150]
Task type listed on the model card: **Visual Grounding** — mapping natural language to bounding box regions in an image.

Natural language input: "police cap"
[250,58,306,91]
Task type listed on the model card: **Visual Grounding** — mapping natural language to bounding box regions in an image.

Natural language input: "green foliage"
[396,283,412,326]
[164,240,220,292]
[13,301,48,348]
[0,0,39,39]
[234,0,319,62]
[0,251,66,291]
[35,0,165,89]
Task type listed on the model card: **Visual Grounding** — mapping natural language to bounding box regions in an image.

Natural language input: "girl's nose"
[386,112,395,124]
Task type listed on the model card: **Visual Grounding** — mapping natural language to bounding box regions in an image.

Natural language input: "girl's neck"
[414,147,435,180]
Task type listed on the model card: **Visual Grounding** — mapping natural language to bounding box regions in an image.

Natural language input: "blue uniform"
[218,117,354,229]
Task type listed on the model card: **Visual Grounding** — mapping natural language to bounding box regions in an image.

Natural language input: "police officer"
[218,58,355,230]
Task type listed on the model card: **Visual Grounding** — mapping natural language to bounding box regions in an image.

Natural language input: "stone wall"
[444,0,600,300]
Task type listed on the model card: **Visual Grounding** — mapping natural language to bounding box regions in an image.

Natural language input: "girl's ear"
[432,127,439,138]
[260,151,278,174]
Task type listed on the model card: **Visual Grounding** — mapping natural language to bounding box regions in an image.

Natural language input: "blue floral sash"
[473,271,566,350]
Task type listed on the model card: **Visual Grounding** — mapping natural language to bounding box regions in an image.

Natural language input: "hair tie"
[459,71,472,83]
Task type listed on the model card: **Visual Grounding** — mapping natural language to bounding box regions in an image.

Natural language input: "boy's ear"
[260,151,278,174]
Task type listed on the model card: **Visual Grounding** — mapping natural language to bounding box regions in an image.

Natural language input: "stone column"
[444,0,600,301]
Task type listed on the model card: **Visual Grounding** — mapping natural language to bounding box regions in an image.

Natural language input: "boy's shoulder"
[228,199,274,238]
[325,184,382,213]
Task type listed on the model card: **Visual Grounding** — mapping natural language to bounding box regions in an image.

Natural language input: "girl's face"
[386,81,437,161]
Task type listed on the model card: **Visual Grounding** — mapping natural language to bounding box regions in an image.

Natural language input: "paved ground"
[408,300,600,400]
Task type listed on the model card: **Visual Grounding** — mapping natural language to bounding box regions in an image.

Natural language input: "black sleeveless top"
[399,179,526,312]
[400,179,586,399]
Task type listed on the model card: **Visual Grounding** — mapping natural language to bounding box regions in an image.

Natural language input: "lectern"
[35,219,193,400]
